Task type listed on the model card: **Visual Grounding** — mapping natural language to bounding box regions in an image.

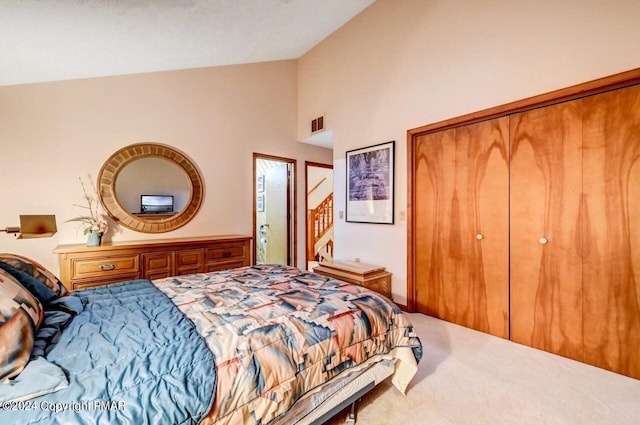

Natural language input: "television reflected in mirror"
[114,156,190,217]
[140,195,174,214]
[98,143,203,233]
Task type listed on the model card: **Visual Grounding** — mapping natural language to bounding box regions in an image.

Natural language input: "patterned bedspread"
[153,265,423,425]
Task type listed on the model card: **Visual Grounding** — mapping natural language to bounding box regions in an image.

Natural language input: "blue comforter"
[0,280,215,424]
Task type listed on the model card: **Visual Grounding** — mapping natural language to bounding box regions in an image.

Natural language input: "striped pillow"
[0,309,34,381]
[0,254,67,297]
[0,270,43,381]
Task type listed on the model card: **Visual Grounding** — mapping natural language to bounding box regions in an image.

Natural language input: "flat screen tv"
[140,195,174,213]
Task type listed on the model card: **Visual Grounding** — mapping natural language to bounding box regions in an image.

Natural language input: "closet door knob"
[538,237,549,245]
[476,233,484,240]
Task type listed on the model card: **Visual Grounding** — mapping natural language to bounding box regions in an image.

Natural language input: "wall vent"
[311,116,324,133]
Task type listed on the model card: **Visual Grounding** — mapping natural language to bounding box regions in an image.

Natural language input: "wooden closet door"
[582,84,640,379]
[414,117,509,338]
[509,100,584,361]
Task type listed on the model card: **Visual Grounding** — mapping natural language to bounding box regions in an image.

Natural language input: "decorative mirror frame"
[97,143,204,233]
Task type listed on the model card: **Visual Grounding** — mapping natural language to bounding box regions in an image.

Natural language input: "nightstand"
[313,260,392,299]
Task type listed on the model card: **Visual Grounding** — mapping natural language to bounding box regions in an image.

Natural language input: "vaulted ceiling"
[0,0,373,86]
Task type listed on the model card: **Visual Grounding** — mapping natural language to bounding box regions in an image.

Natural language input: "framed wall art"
[257,193,265,212]
[257,174,265,193]
[346,140,395,224]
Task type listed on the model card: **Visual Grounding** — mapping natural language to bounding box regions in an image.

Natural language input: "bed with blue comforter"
[0,279,215,424]
[0,263,422,425]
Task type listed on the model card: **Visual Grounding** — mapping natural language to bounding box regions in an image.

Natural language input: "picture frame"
[257,193,265,212]
[346,140,395,224]
[257,174,265,193]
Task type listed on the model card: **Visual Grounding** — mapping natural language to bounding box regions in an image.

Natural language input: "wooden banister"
[307,193,334,260]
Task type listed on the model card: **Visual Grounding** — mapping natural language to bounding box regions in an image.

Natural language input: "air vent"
[311,116,324,133]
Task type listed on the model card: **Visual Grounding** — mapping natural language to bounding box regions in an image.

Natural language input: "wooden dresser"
[54,235,252,291]
[313,260,392,299]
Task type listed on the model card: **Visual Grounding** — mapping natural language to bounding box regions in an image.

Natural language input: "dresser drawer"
[176,249,205,275]
[142,252,174,281]
[71,273,140,291]
[71,255,139,281]
[206,243,246,262]
[206,260,247,273]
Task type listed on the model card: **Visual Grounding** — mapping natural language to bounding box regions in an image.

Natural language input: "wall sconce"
[1,215,57,239]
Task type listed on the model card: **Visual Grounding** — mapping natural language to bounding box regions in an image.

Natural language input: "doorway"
[305,161,334,271]
[253,153,296,266]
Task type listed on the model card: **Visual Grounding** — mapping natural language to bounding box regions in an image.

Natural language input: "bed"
[0,258,422,424]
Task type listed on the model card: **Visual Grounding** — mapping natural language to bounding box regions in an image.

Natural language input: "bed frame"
[272,358,396,425]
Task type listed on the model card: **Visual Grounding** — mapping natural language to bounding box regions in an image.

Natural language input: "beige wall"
[0,60,332,275]
[307,165,333,209]
[298,0,640,304]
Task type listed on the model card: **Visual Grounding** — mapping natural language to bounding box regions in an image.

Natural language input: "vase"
[86,232,102,247]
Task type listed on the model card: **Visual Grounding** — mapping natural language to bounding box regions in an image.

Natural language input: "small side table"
[313,260,392,300]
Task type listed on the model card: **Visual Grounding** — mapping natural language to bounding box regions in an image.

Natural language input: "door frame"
[305,161,333,269]
[253,153,297,267]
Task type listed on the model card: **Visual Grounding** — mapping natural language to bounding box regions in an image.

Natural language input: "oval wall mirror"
[98,143,204,233]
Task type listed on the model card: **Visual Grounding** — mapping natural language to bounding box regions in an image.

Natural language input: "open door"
[253,153,296,266]
[305,161,333,271]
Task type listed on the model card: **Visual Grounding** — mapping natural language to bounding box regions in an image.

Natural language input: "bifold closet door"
[414,117,509,338]
[582,84,640,379]
[509,100,584,362]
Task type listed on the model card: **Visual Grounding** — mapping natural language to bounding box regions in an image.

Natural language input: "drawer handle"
[222,251,232,258]
[98,263,117,271]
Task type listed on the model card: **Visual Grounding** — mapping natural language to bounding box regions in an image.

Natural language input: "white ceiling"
[0,0,374,87]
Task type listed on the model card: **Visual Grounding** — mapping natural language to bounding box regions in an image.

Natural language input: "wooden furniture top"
[316,260,386,277]
[54,234,251,254]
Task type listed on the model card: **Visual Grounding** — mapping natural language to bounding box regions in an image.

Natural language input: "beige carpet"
[326,313,640,425]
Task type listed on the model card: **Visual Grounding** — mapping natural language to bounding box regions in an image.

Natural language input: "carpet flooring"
[326,313,640,425]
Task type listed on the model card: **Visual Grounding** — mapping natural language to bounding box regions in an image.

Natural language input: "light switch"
[399,210,406,221]
[339,210,344,219]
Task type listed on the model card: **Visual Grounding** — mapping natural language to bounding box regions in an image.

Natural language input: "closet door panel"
[510,100,583,361]
[415,117,509,338]
[582,84,640,379]
[457,119,509,338]
[414,128,457,322]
